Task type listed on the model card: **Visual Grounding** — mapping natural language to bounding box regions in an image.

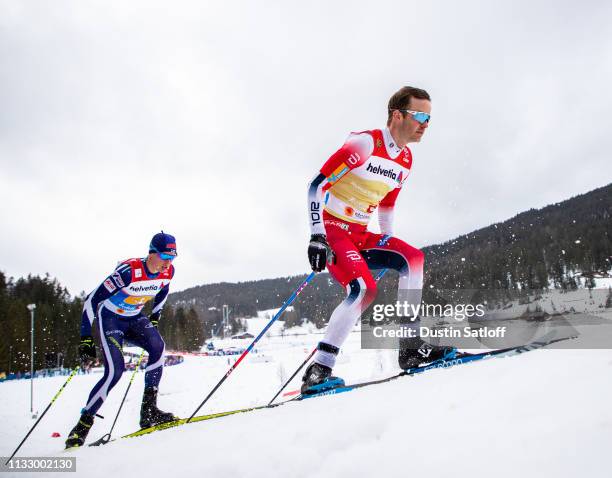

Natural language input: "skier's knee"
[363,281,378,308]
[348,276,377,308]
[365,277,378,297]
[111,361,125,385]
[148,337,165,362]
[407,246,425,269]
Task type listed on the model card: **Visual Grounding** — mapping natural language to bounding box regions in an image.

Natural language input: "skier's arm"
[150,268,173,327]
[80,264,132,336]
[307,133,374,235]
[378,187,401,236]
[307,172,328,236]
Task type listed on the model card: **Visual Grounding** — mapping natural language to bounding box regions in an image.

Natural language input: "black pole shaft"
[187,372,231,422]
[6,401,52,465]
[266,261,389,407]
[6,366,79,465]
[109,352,145,435]
[89,351,146,446]
[267,348,316,406]
[187,272,315,422]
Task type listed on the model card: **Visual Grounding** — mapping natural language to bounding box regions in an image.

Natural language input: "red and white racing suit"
[307,127,424,368]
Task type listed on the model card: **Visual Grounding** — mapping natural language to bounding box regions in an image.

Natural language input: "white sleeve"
[378,206,394,236]
[307,172,327,235]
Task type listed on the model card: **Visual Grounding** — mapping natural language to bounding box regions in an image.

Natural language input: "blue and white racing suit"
[80,258,174,415]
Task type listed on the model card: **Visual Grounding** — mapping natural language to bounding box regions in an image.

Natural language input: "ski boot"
[65,412,94,449]
[139,387,177,429]
[398,336,457,370]
[301,362,345,395]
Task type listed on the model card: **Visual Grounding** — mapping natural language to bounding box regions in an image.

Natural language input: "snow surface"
[2,320,612,477]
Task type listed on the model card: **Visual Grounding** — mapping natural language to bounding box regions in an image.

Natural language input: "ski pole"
[6,366,80,465]
[89,350,146,446]
[267,348,316,405]
[372,234,391,281]
[374,268,388,281]
[268,255,390,405]
[187,271,316,422]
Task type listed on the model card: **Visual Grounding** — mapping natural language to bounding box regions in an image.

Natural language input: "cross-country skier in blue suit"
[65,232,178,448]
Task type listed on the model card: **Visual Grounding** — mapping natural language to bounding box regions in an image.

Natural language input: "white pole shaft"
[30,309,34,414]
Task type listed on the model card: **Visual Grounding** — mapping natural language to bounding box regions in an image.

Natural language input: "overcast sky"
[1,0,611,296]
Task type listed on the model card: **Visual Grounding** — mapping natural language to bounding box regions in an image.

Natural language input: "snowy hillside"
[2,315,612,477]
[474,283,612,324]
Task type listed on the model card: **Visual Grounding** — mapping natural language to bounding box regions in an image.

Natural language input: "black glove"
[79,335,96,365]
[149,315,159,329]
[308,234,334,272]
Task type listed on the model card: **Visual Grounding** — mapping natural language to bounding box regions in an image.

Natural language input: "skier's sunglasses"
[397,109,431,124]
[158,252,176,261]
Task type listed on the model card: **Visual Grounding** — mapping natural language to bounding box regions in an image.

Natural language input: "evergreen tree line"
[0,272,82,375]
[423,182,612,305]
[155,304,241,352]
[0,272,212,374]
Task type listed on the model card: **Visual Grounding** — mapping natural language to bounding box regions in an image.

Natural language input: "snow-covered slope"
[481,285,612,320]
[1,324,611,477]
